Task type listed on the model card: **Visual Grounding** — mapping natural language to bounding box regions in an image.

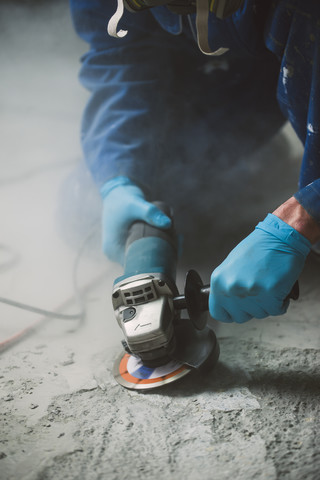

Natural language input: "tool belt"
[124,0,197,15]
[108,0,244,55]
[123,0,243,18]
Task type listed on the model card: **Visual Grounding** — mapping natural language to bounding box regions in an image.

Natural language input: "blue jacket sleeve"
[264,0,320,223]
[69,1,174,192]
[294,179,320,224]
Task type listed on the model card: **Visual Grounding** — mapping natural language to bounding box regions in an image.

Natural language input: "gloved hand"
[209,214,311,323]
[101,176,171,264]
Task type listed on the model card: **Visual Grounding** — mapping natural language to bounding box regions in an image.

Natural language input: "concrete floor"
[1,2,320,479]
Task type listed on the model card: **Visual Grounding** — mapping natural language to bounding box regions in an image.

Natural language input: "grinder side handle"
[173,269,299,327]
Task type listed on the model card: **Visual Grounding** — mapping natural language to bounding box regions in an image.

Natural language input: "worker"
[69,0,320,323]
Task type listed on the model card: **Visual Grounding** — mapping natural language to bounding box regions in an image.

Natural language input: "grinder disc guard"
[173,318,220,370]
[113,319,219,390]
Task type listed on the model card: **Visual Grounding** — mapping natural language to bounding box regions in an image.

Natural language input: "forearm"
[273,196,320,244]
[70,1,171,191]
[79,54,161,191]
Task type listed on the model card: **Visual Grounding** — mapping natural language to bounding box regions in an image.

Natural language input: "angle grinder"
[112,202,219,390]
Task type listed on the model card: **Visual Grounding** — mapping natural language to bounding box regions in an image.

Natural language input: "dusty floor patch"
[1,337,320,480]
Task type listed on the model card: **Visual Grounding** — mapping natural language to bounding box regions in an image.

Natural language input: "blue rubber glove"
[100,176,171,264]
[209,214,311,323]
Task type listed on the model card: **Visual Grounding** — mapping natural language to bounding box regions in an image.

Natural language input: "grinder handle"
[198,280,300,307]
[121,201,178,284]
[285,280,300,301]
[173,273,299,323]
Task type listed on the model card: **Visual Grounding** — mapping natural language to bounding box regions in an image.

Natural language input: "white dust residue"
[307,123,315,133]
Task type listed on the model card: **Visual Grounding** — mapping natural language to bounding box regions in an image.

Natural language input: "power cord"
[0,224,101,351]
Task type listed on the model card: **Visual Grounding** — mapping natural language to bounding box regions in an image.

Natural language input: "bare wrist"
[272,197,320,244]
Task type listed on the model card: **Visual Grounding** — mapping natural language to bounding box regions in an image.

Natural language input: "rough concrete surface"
[1,2,320,480]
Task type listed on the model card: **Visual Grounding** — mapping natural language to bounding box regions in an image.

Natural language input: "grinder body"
[112,203,180,367]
